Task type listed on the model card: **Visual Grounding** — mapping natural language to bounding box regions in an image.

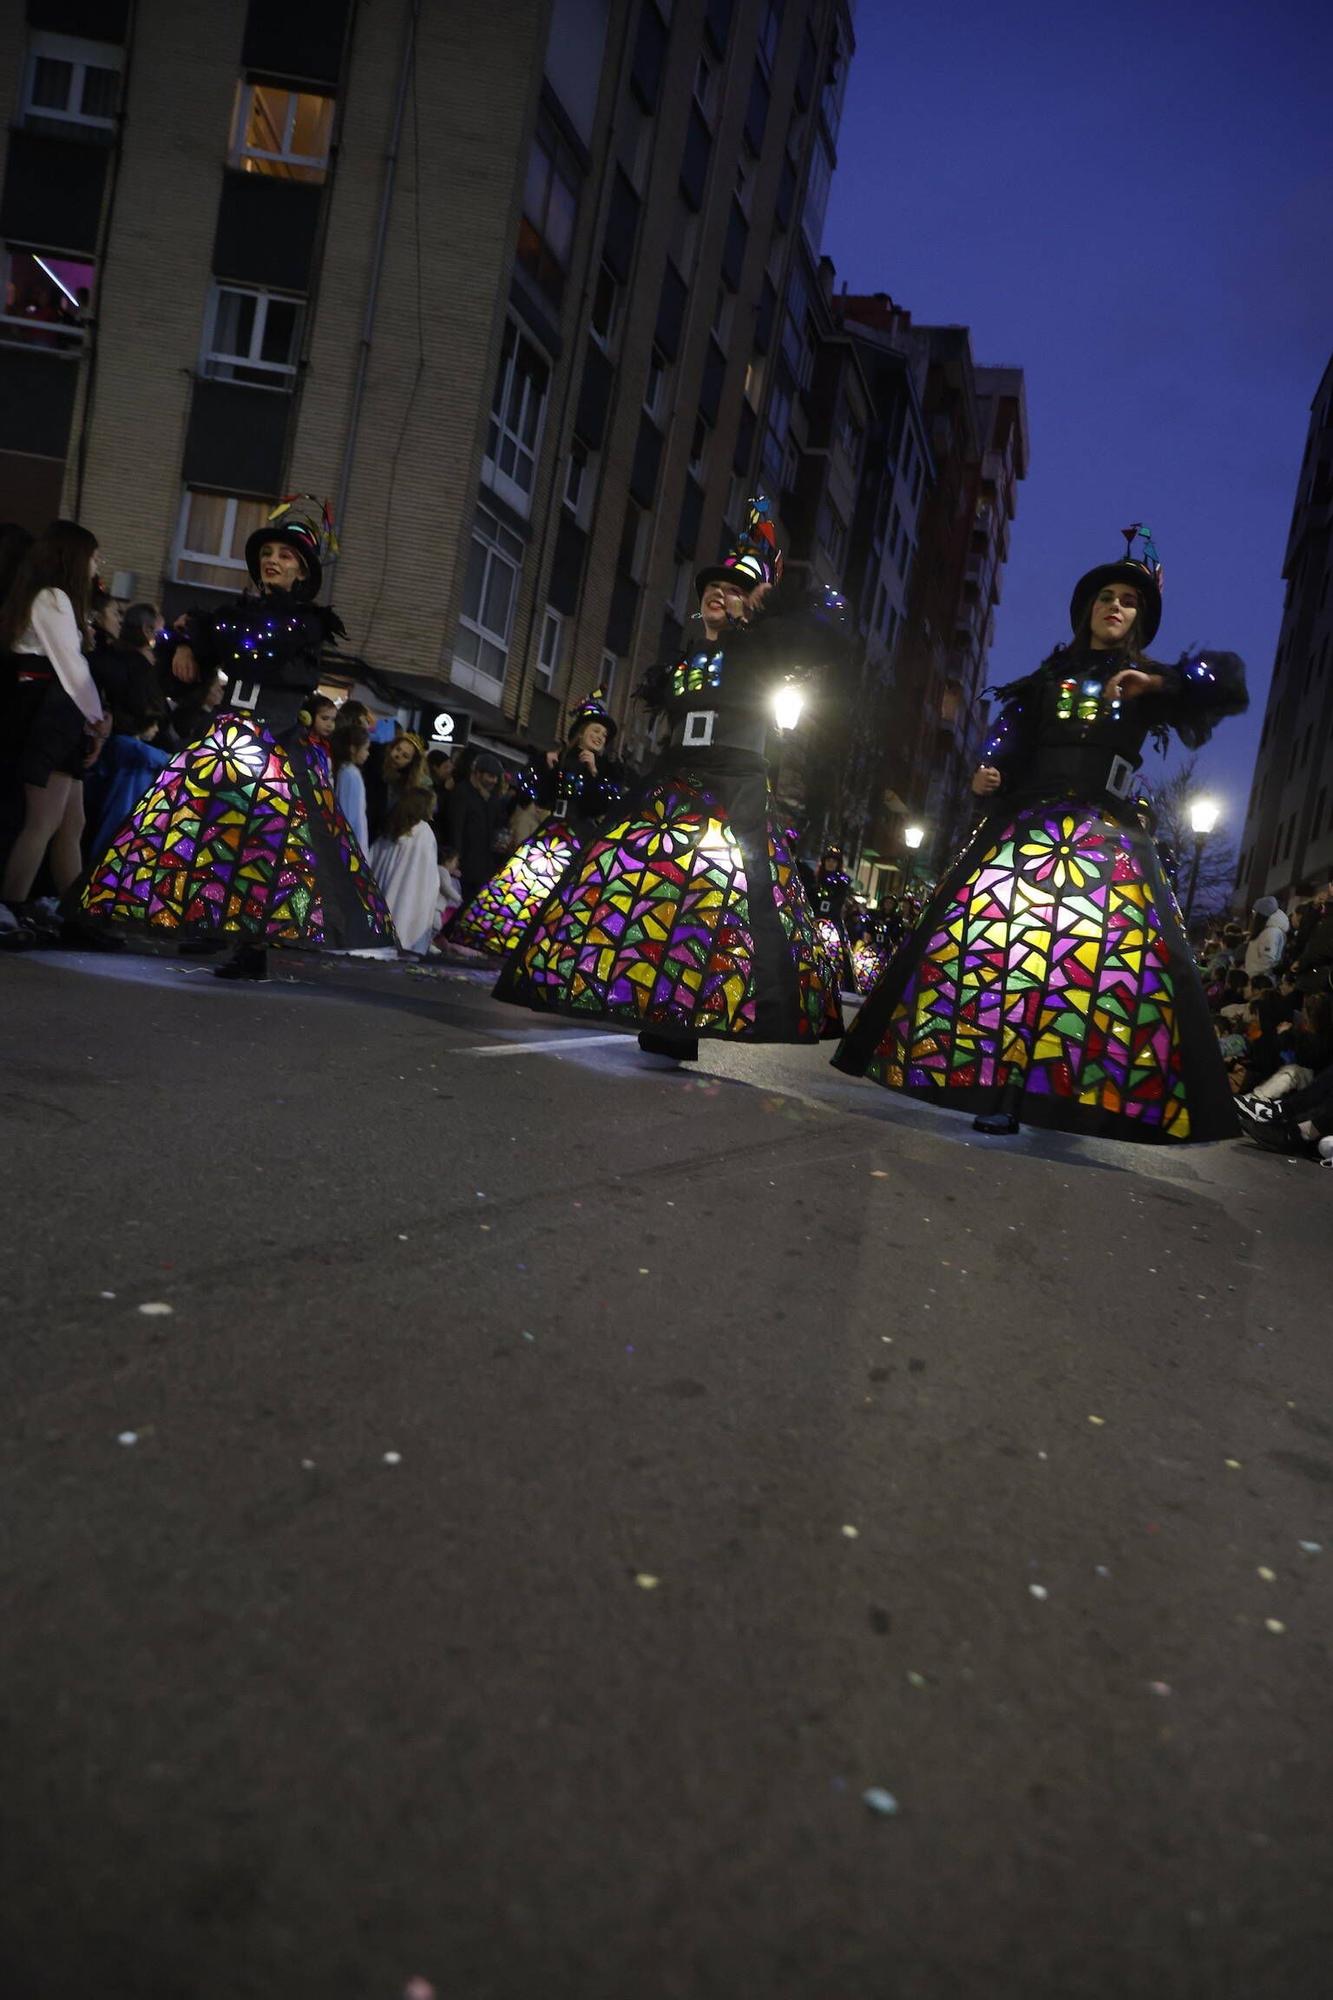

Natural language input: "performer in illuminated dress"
[810,844,859,990]
[834,528,1248,1141]
[448,688,625,956]
[495,498,846,1061]
[83,499,393,979]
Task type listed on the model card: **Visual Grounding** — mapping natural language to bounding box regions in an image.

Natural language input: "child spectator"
[370,787,441,955]
[87,699,172,858]
[331,720,371,853]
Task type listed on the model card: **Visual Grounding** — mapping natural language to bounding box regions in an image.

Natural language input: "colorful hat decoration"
[695,493,784,599]
[567,685,617,743]
[1069,522,1163,646]
[245,494,339,600]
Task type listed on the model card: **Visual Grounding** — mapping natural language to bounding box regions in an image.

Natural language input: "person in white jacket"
[0,519,110,935]
[370,788,442,956]
[1244,896,1290,979]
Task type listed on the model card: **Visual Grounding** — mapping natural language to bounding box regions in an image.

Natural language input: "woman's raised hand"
[971,764,1002,796]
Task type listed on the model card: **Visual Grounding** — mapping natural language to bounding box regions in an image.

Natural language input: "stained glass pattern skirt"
[495,762,842,1042]
[82,710,395,950]
[833,800,1237,1143]
[449,821,576,956]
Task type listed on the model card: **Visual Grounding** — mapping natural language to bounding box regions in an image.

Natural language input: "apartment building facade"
[1235,350,1333,906]
[0,0,855,762]
[827,295,1027,894]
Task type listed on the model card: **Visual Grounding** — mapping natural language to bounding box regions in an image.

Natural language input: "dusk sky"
[822,0,1333,844]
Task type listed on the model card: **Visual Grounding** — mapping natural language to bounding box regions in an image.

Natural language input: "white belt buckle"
[682,710,716,748]
[1107,754,1134,801]
[229,679,261,712]
[551,797,569,821]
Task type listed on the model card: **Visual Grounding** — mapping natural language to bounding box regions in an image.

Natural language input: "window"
[802,134,834,255]
[589,262,619,347]
[837,402,864,472]
[0,248,93,351]
[670,557,692,620]
[670,200,700,274]
[536,607,563,691]
[693,52,718,122]
[564,438,594,520]
[758,0,784,71]
[743,357,765,408]
[518,117,580,302]
[821,27,849,145]
[618,500,650,582]
[483,322,551,517]
[599,650,619,701]
[201,284,302,388]
[781,438,800,492]
[712,286,734,344]
[229,84,333,182]
[644,346,669,418]
[454,504,524,702]
[174,490,273,590]
[22,32,121,131]
[688,414,711,481]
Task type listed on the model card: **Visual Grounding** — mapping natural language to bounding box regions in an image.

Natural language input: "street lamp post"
[901,821,925,891]
[1184,797,1220,924]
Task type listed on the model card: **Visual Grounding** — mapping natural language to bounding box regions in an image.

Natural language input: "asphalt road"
[2,946,1331,2000]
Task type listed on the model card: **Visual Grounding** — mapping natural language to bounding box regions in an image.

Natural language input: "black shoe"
[973,1109,1021,1134]
[214,945,270,983]
[0,918,36,951]
[638,1029,699,1062]
[13,900,63,940]
[1247,1113,1317,1157]
[58,917,124,952]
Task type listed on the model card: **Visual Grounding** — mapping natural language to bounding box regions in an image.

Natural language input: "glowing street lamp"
[903,823,925,851]
[1184,796,1221,922]
[772,682,804,731]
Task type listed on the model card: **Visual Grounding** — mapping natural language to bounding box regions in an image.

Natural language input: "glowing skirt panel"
[850,937,889,993]
[449,820,576,956]
[495,758,842,1042]
[82,710,395,949]
[833,801,1236,1143]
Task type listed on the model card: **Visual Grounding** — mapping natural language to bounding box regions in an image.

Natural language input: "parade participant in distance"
[496,497,847,1061]
[834,527,1248,1142]
[82,498,394,981]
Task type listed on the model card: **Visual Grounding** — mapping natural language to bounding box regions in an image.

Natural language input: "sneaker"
[14,900,63,938]
[1235,1095,1281,1128]
[638,1029,699,1062]
[214,945,270,982]
[1248,1114,1317,1158]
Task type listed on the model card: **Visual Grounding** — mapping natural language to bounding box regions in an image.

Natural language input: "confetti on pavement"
[137,1301,173,1317]
[1257,1566,1277,1582]
[634,1573,660,1590]
[1029,1584,1049,1601]
[1298,1542,1322,1555]
[841,1524,860,1539]
[382,1451,402,1466]
[1264,1619,1286,1635]
[117,1431,138,1447]
[862,1787,900,1817]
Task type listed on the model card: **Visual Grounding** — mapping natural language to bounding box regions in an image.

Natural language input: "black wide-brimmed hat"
[245,495,338,600]
[1069,523,1163,646]
[696,493,783,598]
[567,686,617,743]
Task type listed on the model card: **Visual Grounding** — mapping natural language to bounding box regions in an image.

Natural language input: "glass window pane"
[481,556,514,638]
[524,141,551,226]
[259,299,298,364]
[213,291,255,357]
[80,66,119,120]
[30,58,72,110]
[546,172,577,267]
[247,86,289,154]
[185,493,228,555]
[229,498,270,559]
[461,538,488,621]
[290,93,332,160]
